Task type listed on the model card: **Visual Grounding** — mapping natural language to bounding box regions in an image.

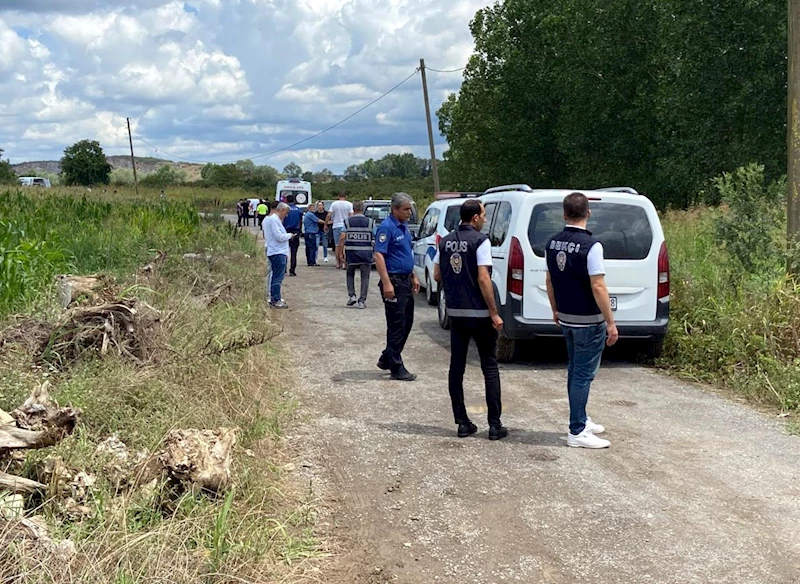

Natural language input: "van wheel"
[642,337,665,359]
[437,288,450,330]
[496,335,517,363]
[425,272,438,306]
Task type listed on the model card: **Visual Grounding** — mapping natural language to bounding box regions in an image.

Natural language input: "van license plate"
[610,297,617,311]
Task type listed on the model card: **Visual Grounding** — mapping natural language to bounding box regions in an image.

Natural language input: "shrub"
[714,163,785,276]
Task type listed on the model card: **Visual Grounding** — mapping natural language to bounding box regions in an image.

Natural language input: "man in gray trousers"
[341,200,375,308]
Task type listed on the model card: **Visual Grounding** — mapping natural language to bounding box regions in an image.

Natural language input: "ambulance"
[275,179,312,206]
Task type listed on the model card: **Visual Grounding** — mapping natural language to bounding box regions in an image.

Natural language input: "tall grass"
[0,189,252,317]
[662,206,800,411]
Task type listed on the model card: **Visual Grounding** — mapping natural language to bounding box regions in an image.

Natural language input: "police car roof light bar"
[595,186,640,196]
[483,184,533,195]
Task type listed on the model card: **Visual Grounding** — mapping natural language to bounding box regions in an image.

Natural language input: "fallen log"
[56,273,118,309]
[0,425,49,450]
[0,471,45,494]
[1,383,80,451]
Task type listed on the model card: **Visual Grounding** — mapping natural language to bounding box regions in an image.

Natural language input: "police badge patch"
[450,252,463,275]
[379,233,387,243]
[556,251,567,271]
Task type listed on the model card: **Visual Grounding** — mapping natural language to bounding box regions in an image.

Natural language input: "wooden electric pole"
[419,59,441,193]
[790,0,800,272]
[126,117,139,196]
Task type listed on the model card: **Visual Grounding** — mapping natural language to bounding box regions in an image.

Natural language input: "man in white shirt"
[326,191,354,269]
[263,203,293,308]
[545,192,618,449]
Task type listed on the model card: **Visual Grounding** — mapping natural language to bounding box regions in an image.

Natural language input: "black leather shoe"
[390,367,417,381]
[376,358,390,371]
[488,425,508,441]
[289,272,297,276]
[457,422,478,438]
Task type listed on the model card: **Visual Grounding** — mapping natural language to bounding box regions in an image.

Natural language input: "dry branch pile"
[42,299,156,368]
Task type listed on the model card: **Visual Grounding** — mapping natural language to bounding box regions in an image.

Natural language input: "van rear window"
[528,203,653,260]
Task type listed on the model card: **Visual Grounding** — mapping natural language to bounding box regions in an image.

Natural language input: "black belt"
[388,273,412,279]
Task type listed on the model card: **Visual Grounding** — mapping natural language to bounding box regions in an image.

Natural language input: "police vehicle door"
[479,201,506,301]
[413,207,439,284]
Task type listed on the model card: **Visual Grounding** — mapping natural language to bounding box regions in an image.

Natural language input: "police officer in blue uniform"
[374,192,420,381]
[545,192,618,449]
[282,194,303,276]
[434,199,507,440]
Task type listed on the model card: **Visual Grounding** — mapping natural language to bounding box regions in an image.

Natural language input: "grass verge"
[661,206,800,413]
[0,189,327,583]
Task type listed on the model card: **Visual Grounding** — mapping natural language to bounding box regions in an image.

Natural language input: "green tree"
[201,163,244,188]
[283,162,303,177]
[439,0,787,208]
[0,148,16,185]
[343,164,366,181]
[60,139,112,186]
[313,168,335,183]
[140,164,187,187]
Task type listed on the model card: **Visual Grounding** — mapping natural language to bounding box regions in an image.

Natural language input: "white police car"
[413,193,482,305]
[436,185,670,362]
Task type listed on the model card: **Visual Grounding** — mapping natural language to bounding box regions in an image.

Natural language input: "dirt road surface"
[240,223,800,583]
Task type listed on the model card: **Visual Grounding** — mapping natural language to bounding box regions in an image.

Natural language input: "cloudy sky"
[0,0,491,172]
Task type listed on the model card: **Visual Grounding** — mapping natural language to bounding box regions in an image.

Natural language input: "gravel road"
[240,223,800,584]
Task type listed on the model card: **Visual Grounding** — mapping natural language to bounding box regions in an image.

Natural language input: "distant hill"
[12,156,204,181]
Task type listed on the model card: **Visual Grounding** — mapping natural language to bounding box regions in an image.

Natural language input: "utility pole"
[419,59,441,193]
[126,117,139,196]
[790,0,800,273]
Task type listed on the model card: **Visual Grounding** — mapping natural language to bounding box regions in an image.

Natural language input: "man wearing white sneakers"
[545,192,619,449]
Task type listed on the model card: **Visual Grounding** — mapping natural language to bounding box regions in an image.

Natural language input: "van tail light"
[434,234,441,247]
[508,236,524,296]
[657,241,670,300]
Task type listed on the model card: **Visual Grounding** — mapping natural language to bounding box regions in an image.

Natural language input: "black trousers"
[288,233,301,274]
[379,274,415,373]
[448,317,502,426]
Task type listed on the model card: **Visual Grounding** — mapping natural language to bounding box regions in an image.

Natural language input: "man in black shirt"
[434,199,506,440]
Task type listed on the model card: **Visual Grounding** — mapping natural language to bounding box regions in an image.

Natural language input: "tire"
[437,287,450,330]
[496,335,517,363]
[425,271,438,306]
[642,336,665,359]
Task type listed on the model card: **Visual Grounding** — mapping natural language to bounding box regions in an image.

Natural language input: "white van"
[19,176,51,188]
[437,185,669,362]
[275,179,312,206]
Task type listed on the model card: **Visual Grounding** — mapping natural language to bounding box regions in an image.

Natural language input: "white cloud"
[0,0,492,171]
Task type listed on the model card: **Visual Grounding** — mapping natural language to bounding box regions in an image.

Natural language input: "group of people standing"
[367,192,618,449]
[259,189,618,449]
[261,192,376,310]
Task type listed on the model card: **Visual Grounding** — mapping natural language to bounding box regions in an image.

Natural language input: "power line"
[131,67,421,166]
[425,66,466,73]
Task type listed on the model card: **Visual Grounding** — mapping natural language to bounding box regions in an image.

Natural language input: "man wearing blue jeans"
[546,192,619,448]
[263,203,292,308]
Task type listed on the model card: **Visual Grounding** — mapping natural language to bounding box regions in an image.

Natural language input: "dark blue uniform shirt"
[374,214,414,275]
[283,204,303,232]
